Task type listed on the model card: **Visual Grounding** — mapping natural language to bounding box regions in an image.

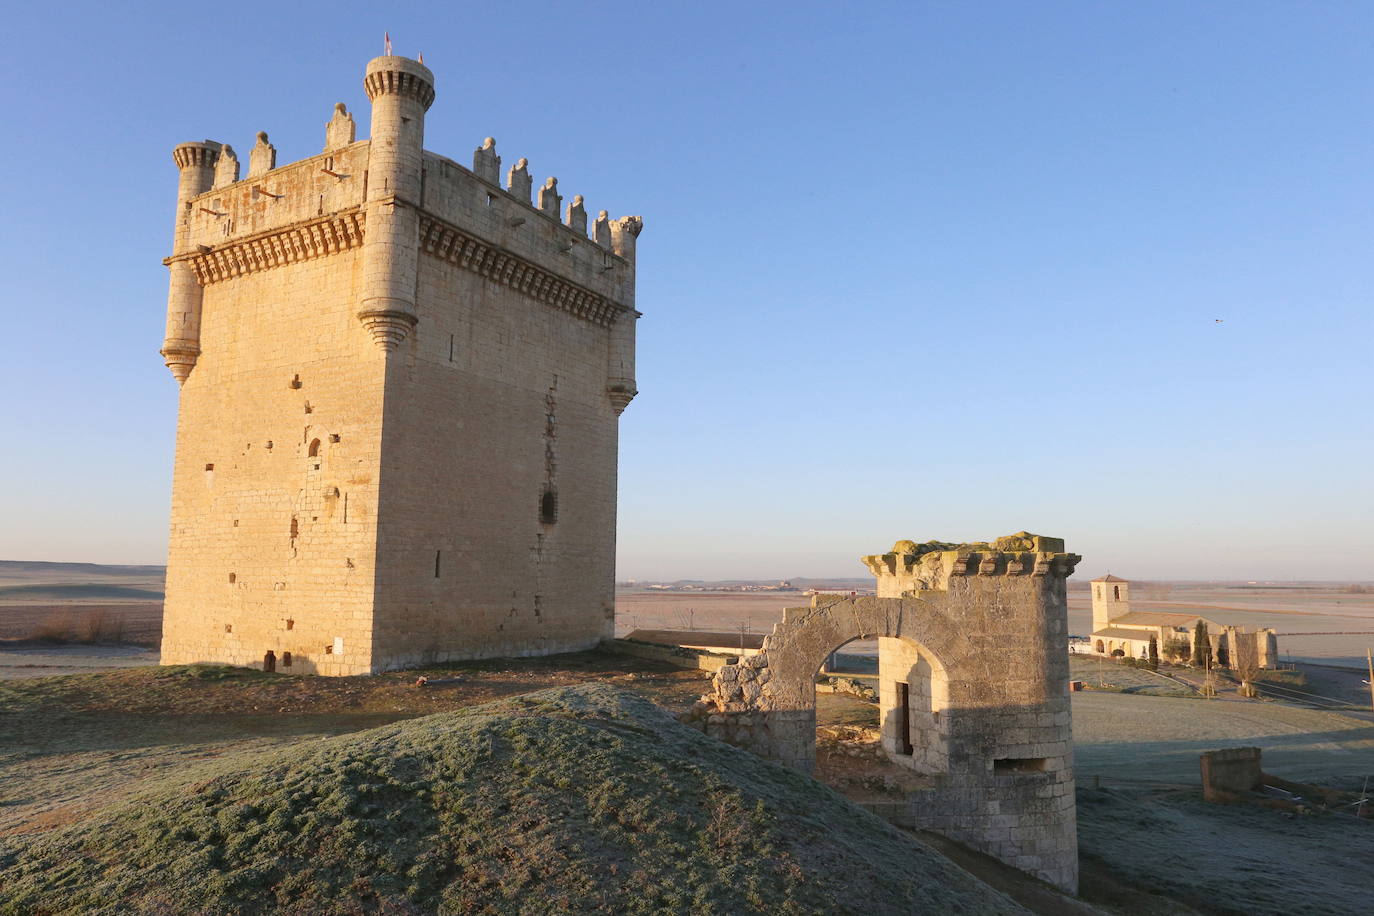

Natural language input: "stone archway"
[685,533,1081,893]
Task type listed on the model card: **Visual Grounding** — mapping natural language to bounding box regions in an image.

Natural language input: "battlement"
[862,532,1080,596]
[163,52,642,379]
[175,140,371,264]
[174,139,635,307]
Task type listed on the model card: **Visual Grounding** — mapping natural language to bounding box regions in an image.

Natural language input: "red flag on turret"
[385,32,392,55]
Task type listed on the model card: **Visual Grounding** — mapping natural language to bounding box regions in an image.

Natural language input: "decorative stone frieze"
[418,215,626,328]
[183,210,367,285]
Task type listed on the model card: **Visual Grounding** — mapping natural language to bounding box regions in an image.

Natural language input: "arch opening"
[263,650,276,673]
[308,438,321,458]
[810,632,950,777]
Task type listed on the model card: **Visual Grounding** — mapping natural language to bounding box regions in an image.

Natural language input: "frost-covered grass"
[1079,785,1374,916]
[0,685,1019,915]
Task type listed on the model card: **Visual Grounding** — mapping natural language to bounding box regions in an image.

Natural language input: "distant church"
[1088,575,1277,668]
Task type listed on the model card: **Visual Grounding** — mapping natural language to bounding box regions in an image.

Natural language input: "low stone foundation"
[1201,746,1262,800]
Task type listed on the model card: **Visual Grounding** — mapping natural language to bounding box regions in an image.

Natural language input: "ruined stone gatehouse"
[159,54,642,675]
[686,533,1082,892]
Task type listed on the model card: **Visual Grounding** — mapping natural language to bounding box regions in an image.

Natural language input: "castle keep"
[159,54,641,675]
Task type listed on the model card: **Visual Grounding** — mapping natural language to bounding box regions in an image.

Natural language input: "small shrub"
[76,607,126,644]
[29,610,74,643]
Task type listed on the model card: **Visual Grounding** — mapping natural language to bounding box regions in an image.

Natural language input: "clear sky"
[1,2,1370,581]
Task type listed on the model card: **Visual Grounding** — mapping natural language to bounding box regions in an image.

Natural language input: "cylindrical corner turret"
[358,56,435,350]
[362,55,433,207]
[162,141,221,383]
[609,215,643,265]
[170,141,219,247]
[606,216,644,413]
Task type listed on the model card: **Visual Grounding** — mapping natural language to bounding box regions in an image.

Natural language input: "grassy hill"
[0,685,1020,915]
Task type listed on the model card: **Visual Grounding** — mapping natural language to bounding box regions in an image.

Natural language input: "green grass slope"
[0,685,1021,916]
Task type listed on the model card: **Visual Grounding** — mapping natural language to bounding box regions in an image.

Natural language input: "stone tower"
[158,54,642,675]
[1091,574,1129,632]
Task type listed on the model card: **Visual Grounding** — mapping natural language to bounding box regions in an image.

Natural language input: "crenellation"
[213,144,240,189]
[416,150,633,309]
[537,176,562,218]
[181,144,369,252]
[472,137,501,185]
[507,157,532,202]
[565,195,587,236]
[248,132,276,177]
[324,102,356,150]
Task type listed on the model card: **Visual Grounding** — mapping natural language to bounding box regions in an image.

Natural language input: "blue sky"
[1,2,1370,580]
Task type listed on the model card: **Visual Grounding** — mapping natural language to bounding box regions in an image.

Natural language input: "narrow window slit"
[994,757,1048,773]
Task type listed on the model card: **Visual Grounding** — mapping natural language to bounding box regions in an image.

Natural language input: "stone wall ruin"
[683,533,1081,892]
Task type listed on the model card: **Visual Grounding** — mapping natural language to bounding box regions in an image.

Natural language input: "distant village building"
[1087,575,1277,668]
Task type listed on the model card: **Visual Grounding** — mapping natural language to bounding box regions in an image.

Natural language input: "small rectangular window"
[994,757,1047,773]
